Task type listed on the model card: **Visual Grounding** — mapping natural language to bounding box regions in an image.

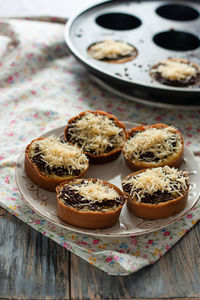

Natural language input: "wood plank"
[70,222,200,299]
[1,206,199,299]
[0,210,70,299]
[0,207,6,217]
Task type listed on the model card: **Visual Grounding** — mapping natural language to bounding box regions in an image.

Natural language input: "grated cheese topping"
[63,179,120,203]
[122,166,189,203]
[67,112,125,155]
[123,126,182,164]
[88,39,135,60]
[29,136,89,174]
[151,59,197,81]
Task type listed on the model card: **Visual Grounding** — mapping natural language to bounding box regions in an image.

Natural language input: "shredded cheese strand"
[124,126,182,162]
[29,136,88,174]
[151,59,197,81]
[68,112,125,155]
[122,166,188,203]
[63,179,120,203]
[88,39,134,60]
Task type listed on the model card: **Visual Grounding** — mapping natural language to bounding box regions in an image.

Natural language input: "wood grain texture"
[0,208,70,300]
[1,206,200,299]
[0,207,6,217]
[70,222,200,300]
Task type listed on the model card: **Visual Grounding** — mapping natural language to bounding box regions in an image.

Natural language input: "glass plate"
[15,122,200,237]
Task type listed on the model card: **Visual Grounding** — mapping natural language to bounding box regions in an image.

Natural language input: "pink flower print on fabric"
[62,242,70,249]
[93,239,99,244]
[106,257,112,263]
[187,213,193,219]
[77,241,87,245]
[7,132,14,136]
[186,142,192,147]
[113,255,120,261]
[164,231,170,236]
[148,239,153,245]
[5,176,10,183]
[7,76,14,84]
[35,219,45,225]
[7,197,16,201]
[27,53,34,59]
[131,238,138,246]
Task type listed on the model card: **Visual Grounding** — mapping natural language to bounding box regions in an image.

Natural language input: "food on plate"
[87,39,138,63]
[25,136,89,191]
[150,58,200,87]
[56,178,126,229]
[122,166,189,219]
[122,123,184,171]
[64,110,126,164]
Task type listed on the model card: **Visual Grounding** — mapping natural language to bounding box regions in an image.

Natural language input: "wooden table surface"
[0,206,200,300]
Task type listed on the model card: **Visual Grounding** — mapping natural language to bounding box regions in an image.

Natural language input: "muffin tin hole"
[156,4,199,21]
[95,13,142,30]
[153,30,200,51]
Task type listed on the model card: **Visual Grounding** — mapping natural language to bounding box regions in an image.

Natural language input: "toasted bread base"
[24,137,89,191]
[123,123,184,172]
[56,179,126,229]
[64,110,127,164]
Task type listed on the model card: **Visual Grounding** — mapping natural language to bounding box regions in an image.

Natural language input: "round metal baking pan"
[90,74,200,109]
[65,0,200,103]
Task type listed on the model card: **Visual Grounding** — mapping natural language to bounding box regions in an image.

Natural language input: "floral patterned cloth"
[0,18,200,276]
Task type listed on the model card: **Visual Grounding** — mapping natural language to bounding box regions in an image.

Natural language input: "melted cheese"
[88,39,134,60]
[152,59,197,81]
[123,126,182,163]
[29,136,88,174]
[68,112,125,155]
[63,179,120,203]
[122,166,188,203]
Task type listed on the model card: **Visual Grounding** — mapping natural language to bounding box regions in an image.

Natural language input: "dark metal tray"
[65,0,200,103]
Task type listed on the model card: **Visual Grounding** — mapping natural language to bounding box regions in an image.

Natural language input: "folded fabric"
[0,18,200,275]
